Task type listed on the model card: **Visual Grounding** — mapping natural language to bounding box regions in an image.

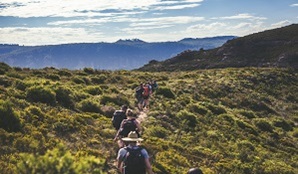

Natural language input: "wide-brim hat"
[122,131,144,142]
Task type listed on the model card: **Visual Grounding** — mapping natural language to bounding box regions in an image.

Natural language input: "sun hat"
[122,131,144,142]
[187,168,203,174]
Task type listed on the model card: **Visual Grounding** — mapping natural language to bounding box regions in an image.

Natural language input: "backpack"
[112,110,126,130]
[142,85,150,97]
[119,119,139,137]
[135,86,143,98]
[123,147,146,174]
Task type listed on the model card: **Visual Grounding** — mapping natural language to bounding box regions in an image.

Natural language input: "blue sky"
[0,0,297,46]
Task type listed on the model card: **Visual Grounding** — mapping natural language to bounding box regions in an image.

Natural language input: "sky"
[0,0,297,46]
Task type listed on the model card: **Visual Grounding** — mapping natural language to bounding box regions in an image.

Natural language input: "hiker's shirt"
[117,145,149,162]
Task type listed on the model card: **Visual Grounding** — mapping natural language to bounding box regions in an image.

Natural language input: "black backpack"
[112,110,126,130]
[119,119,139,137]
[135,86,143,98]
[123,147,146,174]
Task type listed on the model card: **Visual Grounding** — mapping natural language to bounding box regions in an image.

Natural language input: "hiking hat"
[187,168,203,174]
[122,131,144,142]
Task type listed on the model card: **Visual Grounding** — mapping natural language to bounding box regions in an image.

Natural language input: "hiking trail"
[137,111,148,123]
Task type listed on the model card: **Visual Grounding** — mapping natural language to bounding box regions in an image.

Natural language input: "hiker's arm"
[114,121,122,141]
[117,160,123,173]
[145,158,154,174]
[116,149,125,174]
[135,120,142,132]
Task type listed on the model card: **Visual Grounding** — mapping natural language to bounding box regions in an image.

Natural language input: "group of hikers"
[135,80,158,111]
[111,80,203,174]
[112,105,153,174]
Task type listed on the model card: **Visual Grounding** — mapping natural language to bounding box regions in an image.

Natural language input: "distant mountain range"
[0,36,235,70]
[138,24,298,71]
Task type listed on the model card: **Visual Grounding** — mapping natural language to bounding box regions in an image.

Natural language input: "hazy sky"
[0,0,297,46]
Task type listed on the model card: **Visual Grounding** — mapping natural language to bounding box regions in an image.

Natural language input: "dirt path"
[137,111,148,123]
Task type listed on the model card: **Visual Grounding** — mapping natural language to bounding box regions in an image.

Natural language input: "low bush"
[273,118,293,131]
[16,144,105,174]
[84,86,103,95]
[100,94,130,106]
[176,110,197,130]
[145,125,169,138]
[78,99,101,113]
[156,87,175,99]
[55,86,75,109]
[26,86,56,106]
[0,100,22,132]
[254,118,273,132]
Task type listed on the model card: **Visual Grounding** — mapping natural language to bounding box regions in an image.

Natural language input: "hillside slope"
[0,63,297,173]
[138,24,298,71]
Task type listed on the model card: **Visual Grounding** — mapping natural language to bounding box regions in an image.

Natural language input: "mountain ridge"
[0,36,235,70]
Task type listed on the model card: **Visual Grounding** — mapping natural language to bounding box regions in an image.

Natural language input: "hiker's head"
[122,131,143,143]
[121,105,128,111]
[187,168,203,174]
[126,109,136,118]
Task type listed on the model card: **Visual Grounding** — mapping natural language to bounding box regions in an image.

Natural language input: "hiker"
[135,83,144,111]
[116,131,154,174]
[114,109,141,147]
[187,168,203,174]
[112,105,128,130]
[151,80,158,93]
[142,83,151,110]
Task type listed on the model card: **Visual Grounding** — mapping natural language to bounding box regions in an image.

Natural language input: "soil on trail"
[137,111,148,123]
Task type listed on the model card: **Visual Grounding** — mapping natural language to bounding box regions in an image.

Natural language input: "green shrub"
[78,99,101,113]
[55,86,75,109]
[84,86,102,95]
[273,118,293,131]
[25,105,45,122]
[261,159,296,174]
[292,130,298,138]
[0,76,12,87]
[0,62,11,74]
[72,76,85,84]
[0,100,22,132]
[204,102,226,115]
[254,118,273,132]
[100,95,130,106]
[188,104,209,115]
[156,87,175,99]
[13,80,27,91]
[83,67,95,74]
[16,144,105,174]
[238,109,256,119]
[26,86,56,105]
[91,74,107,84]
[46,74,61,81]
[146,126,169,138]
[176,110,197,130]
[58,69,72,77]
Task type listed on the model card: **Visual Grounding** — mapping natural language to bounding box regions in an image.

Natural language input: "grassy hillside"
[139,24,298,71]
[0,62,297,174]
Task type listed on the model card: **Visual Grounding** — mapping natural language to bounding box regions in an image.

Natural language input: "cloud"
[271,20,291,28]
[130,16,204,27]
[0,0,203,18]
[155,4,200,10]
[290,4,298,7]
[0,27,104,45]
[212,13,267,21]
[185,21,267,37]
